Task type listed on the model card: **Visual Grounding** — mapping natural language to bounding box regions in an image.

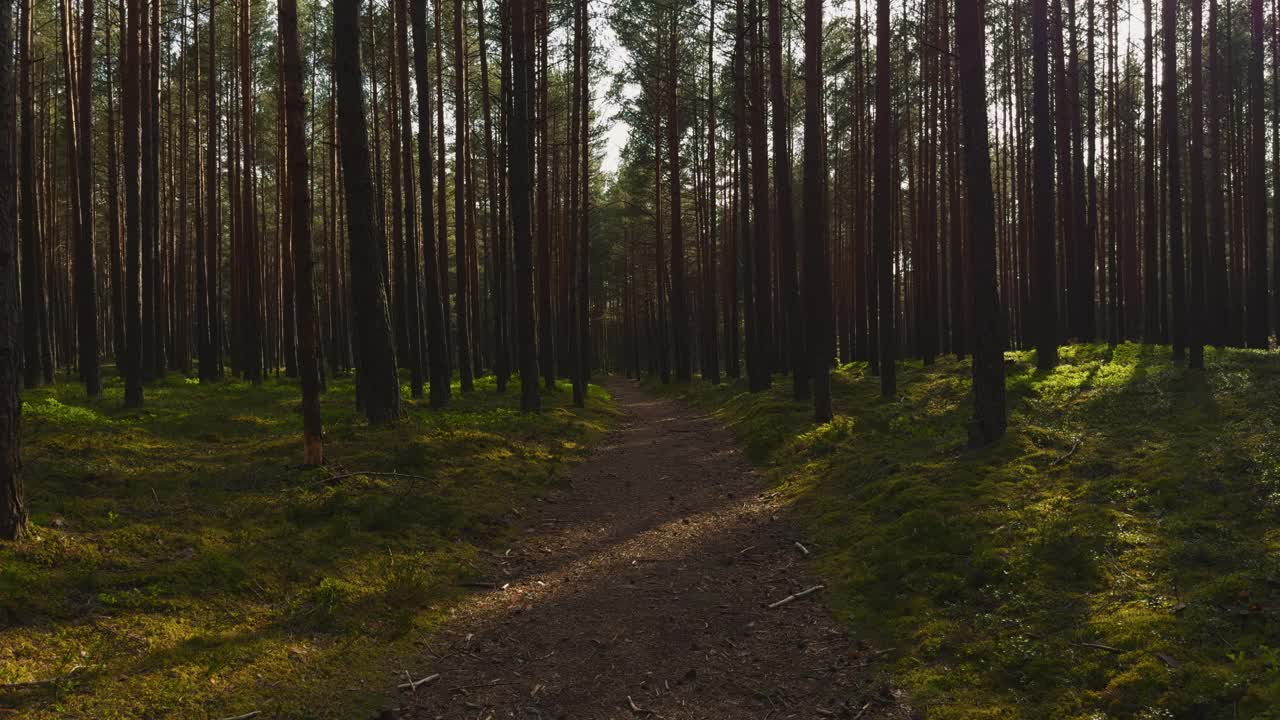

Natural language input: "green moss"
[0,371,616,719]
[649,344,1280,719]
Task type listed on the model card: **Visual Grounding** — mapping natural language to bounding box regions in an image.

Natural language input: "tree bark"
[957,0,1006,445]
[874,0,895,395]
[281,0,323,463]
[1165,0,1186,361]
[801,0,830,421]
[455,0,475,392]
[124,0,145,407]
[1031,0,1057,369]
[510,0,541,411]
[333,0,402,424]
[768,0,802,398]
[0,0,26,541]
[748,0,772,392]
[1246,0,1269,346]
[19,0,44,389]
[395,0,424,399]
[411,0,451,407]
[1190,0,1207,368]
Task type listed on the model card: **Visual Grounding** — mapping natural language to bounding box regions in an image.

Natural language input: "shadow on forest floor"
[649,342,1280,719]
[0,370,616,720]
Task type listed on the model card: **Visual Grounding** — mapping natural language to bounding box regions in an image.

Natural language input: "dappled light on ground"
[0,373,614,720]
[657,343,1280,719]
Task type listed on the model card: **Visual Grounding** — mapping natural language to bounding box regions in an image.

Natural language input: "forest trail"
[395,380,902,720]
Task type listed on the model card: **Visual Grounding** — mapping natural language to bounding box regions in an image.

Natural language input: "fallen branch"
[767,585,825,609]
[1050,438,1084,467]
[793,541,810,556]
[397,673,441,691]
[214,712,261,720]
[1076,642,1123,654]
[323,470,433,485]
[627,696,655,715]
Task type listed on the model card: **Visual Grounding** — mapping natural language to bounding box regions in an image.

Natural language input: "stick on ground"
[767,585,825,608]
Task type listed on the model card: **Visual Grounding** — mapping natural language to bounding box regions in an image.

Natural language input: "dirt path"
[395,380,900,720]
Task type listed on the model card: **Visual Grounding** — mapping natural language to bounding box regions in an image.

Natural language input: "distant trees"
[9,0,1280,459]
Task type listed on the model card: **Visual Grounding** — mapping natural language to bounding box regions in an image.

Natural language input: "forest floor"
[0,372,615,719]
[392,380,904,720]
[7,344,1280,720]
[650,343,1280,720]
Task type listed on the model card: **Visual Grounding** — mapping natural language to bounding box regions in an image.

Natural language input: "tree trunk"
[1031,0,1057,369]
[874,0,895,395]
[537,0,554,389]
[455,0,475,392]
[1143,0,1159,343]
[203,0,221,381]
[239,0,263,381]
[478,0,507,393]
[748,0,772,392]
[280,0,323,464]
[1190,0,1207,368]
[395,0,424,398]
[72,0,101,395]
[1246,0,1269,346]
[333,0,402,424]
[957,0,1006,445]
[510,0,541,411]
[124,0,144,407]
[19,0,44,389]
[411,0,451,407]
[703,0,720,385]
[1165,0,1186,361]
[0,0,25,541]
[801,0,830,421]
[768,0,802,398]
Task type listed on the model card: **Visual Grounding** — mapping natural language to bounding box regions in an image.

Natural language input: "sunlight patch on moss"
[1,371,615,719]
[651,344,1280,719]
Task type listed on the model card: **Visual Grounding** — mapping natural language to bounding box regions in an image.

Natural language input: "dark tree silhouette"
[1031,0,1057,370]
[801,0,830,421]
[511,0,541,412]
[874,0,895,396]
[281,0,324,464]
[333,0,402,424]
[958,0,1007,444]
[0,0,25,541]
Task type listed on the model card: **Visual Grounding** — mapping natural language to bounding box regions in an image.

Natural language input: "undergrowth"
[0,371,615,719]
[649,343,1280,720]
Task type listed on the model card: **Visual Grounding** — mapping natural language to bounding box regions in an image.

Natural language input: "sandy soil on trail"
[392,380,904,720]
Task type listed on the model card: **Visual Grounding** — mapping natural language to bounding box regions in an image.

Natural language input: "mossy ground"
[0,370,615,719]
[648,344,1280,719]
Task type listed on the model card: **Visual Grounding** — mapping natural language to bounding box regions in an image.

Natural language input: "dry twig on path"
[767,585,825,608]
[397,673,441,691]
